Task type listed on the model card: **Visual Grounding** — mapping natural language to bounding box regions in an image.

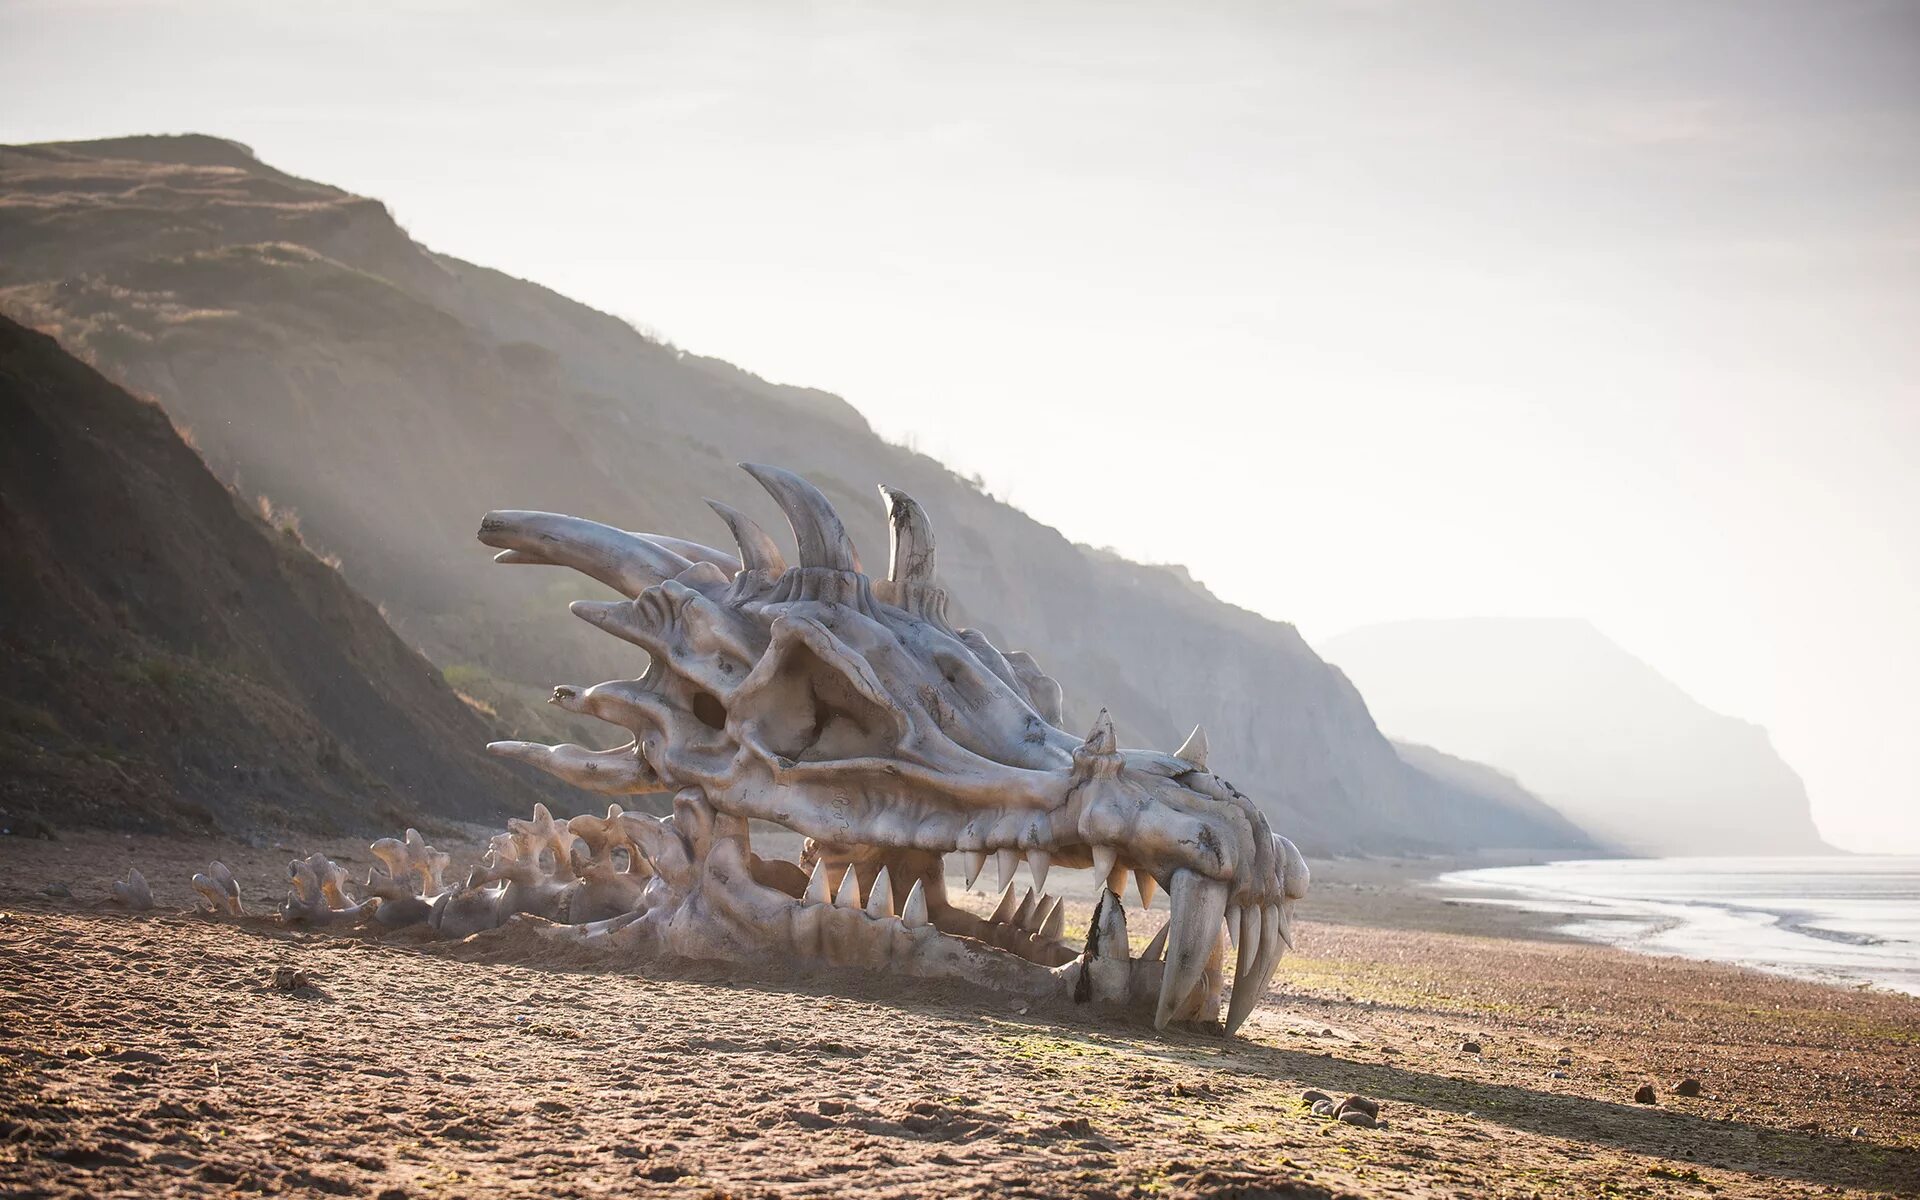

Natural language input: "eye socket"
[610,846,632,873]
[691,691,728,731]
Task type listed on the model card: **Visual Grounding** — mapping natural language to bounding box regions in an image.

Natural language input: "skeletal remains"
[162,465,1310,1035]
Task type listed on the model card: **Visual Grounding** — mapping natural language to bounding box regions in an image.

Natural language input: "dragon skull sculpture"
[444,463,1310,1035]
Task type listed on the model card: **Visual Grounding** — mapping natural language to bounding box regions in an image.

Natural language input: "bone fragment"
[191,861,242,917]
[111,868,153,910]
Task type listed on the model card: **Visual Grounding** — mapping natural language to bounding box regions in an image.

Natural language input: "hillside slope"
[0,314,555,835]
[1321,618,1832,855]
[0,134,1589,854]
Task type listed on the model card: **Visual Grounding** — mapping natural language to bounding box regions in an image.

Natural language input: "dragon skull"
[449,464,1310,1035]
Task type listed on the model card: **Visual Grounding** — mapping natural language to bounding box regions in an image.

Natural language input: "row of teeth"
[954,846,1160,907]
[800,861,1069,943]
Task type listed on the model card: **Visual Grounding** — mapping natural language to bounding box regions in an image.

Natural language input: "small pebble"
[1556,1057,1572,1067]
[1300,1090,1331,1105]
[1338,1110,1376,1128]
[1311,1100,1334,1116]
[1548,1071,1567,1079]
[1458,1041,1481,1054]
[1673,1078,1703,1097]
[1634,1084,1657,1105]
[40,883,72,898]
[1850,1126,1864,1137]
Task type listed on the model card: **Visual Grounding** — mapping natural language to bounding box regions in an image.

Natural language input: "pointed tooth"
[1226,903,1240,949]
[1089,890,1129,959]
[1039,896,1066,942]
[834,867,861,908]
[1240,902,1264,967]
[1274,900,1296,951]
[804,860,831,905]
[1107,863,1130,894]
[901,879,929,928]
[864,866,895,918]
[1090,845,1117,884]
[1026,850,1052,894]
[1135,870,1159,908]
[995,848,1019,891]
[1226,904,1286,1037]
[1024,894,1056,934]
[988,878,1020,924]
[1011,888,1038,930]
[1140,921,1170,963]
[962,850,987,891]
[1155,869,1230,1029]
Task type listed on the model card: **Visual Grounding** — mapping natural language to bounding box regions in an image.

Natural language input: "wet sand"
[2,833,1915,1198]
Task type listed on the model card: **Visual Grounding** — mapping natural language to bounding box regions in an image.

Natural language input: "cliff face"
[0,135,1589,854]
[0,314,557,836]
[1320,618,1833,855]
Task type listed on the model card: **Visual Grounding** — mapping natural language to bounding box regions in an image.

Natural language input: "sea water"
[1438,856,1920,995]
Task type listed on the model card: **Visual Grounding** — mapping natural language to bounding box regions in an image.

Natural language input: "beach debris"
[110,868,153,910]
[190,861,243,916]
[1673,1078,1703,1097]
[1458,1040,1481,1054]
[1634,1084,1657,1104]
[282,853,376,924]
[1338,1109,1377,1128]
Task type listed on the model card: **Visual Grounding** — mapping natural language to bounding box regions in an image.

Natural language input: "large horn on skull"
[478,511,693,597]
[739,463,861,572]
[879,485,936,586]
[705,498,788,575]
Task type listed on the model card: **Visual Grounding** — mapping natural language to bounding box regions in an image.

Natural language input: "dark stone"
[1458,1041,1482,1054]
[1338,1110,1377,1128]
[1673,1078,1703,1096]
[1335,1096,1381,1118]
[1300,1090,1331,1105]
[1634,1084,1657,1105]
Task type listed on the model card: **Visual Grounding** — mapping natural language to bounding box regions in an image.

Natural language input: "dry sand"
[1,833,1915,1198]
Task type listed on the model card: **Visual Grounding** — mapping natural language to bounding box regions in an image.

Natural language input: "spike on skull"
[225,465,1309,1037]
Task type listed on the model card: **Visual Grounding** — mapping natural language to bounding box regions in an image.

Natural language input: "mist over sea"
[1441,856,1920,995]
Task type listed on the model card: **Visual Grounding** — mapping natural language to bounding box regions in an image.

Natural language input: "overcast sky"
[5,0,1917,851]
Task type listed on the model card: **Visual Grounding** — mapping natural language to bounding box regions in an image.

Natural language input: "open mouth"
[417,462,1314,1033]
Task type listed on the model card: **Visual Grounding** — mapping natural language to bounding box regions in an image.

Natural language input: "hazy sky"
[5,1,1917,851]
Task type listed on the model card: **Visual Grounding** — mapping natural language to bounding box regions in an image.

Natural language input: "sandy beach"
[2,833,1915,1199]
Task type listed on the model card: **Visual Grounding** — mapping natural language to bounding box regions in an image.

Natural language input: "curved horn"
[478,511,691,597]
[636,532,741,576]
[1173,725,1209,769]
[878,485,936,585]
[738,463,860,572]
[705,499,788,575]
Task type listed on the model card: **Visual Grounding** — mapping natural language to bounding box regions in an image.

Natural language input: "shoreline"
[2,832,1916,1198]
